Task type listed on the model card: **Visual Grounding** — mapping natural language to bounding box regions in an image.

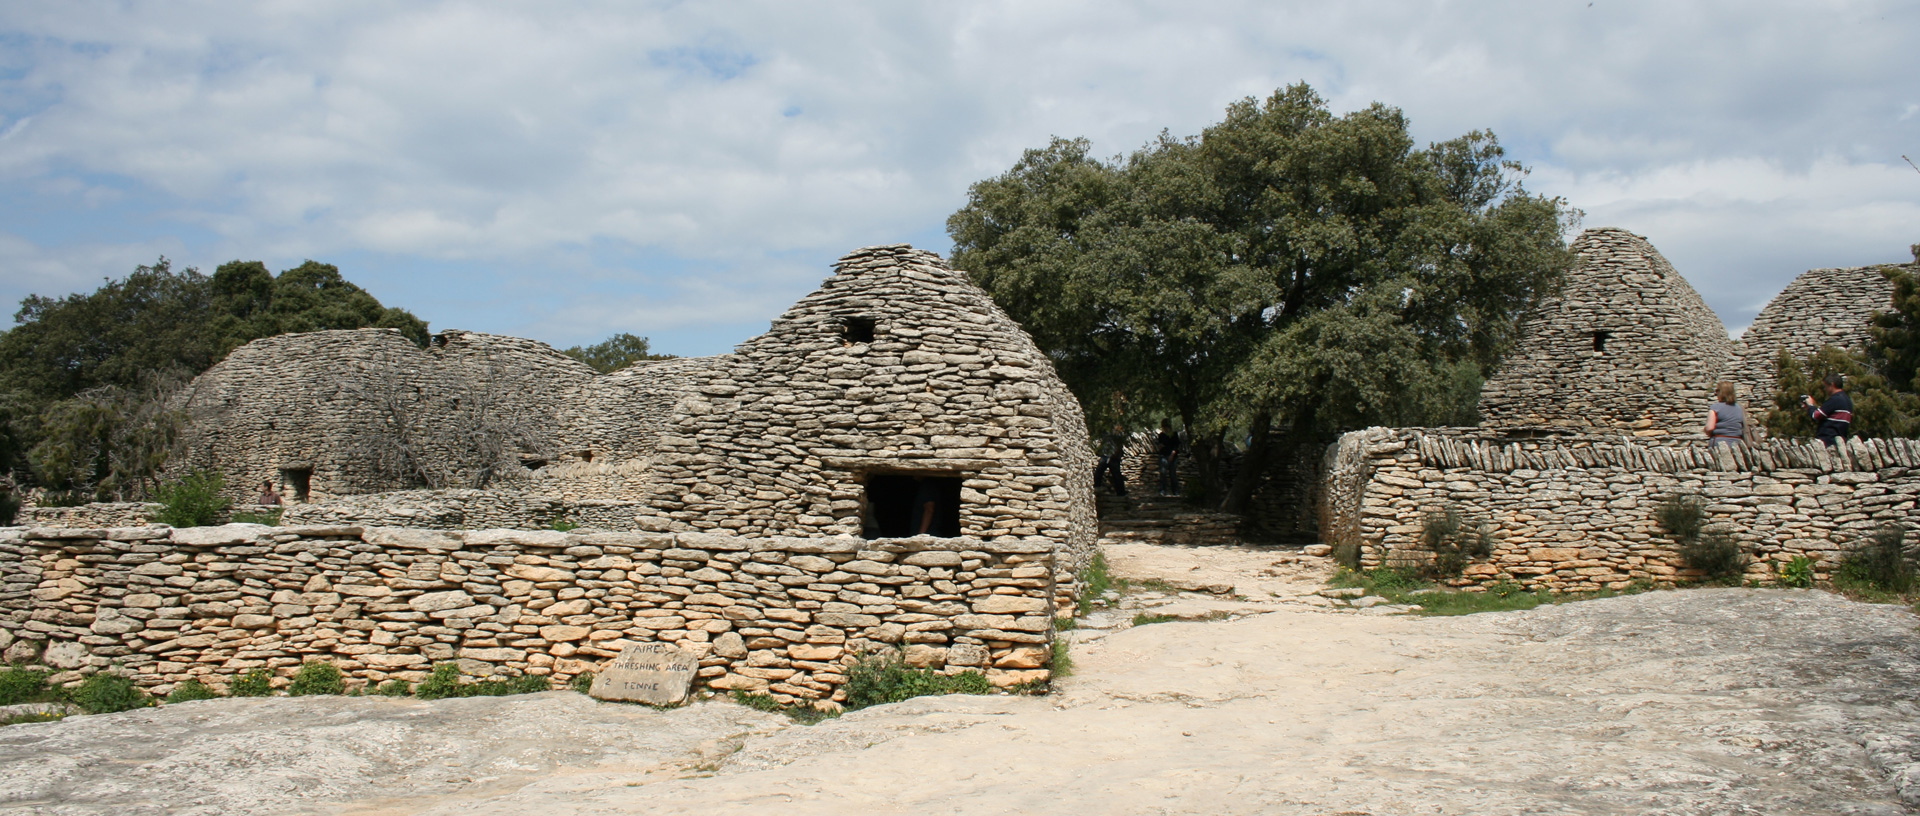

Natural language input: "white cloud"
[0,1,1915,353]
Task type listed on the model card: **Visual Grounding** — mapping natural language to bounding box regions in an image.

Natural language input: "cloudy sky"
[2,1,1916,355]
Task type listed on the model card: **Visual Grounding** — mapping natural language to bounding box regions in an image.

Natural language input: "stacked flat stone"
[0,526,1057,702]
[1321,427,1920,591]
[643,245,1098,580]
[1734,262,1907,402]
[144,244,1096,591]
[1478,228,1736,436]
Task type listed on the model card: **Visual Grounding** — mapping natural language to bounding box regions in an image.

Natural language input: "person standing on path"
[1703,382,1745,446]
[1095,424,1129,496]
[1155,420,1183,496]
[1802,373,1854,446]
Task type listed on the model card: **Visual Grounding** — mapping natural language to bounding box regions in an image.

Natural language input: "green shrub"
[1330,539,1361,570]
[842,650,995,710]
[1777,556,1816,588]
[165,678,221,703]
[0,665,52,706]
[1838,525,1915,594]
[372,679,413,696]
[548,517,579,532]
[1654,493,1708,544]
[229,509,281,526]
[1049,640,1073,679]
[570,672,595,694]
[1416,505,1495,578]
[1679,530,1748,579]
[70,672,151,714]
[0,490,18,527]
[228,668,274,697]
[413,663,550,699]
[38,490,89,508]
[153,469,231,528]
[288,661,345,696]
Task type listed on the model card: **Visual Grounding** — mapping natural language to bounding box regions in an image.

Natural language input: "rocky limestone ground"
[4,544,1918,815]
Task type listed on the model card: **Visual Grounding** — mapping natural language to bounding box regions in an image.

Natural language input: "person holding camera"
[1802,373,1853,447]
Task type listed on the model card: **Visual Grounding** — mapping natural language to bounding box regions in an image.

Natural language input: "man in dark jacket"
[1802,374,1854,446]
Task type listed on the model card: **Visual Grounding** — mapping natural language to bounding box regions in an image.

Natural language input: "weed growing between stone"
[0,709,65,727]
[569,672,594,694]
[0,665,54,706]
[1049,640,1074,679]
[842,651,993,710]
[69,673,151,714]
[730,691,841,724]
[1416,505,1494,578]
[1130,613,1177,626]
[1074,551,1113,616]
[414,663,551,700]
[165,678,220,703]
[1835,525,1915,596]
[372,679,413,696]
[1777,556,1817,589]
[229,509,282,526]
[228,668,274,697]
[288,661,346,696]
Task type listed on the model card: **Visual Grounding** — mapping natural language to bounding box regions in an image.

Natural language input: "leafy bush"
[372,679,412,696]
[1679,530,1748,579]
[165,678,221,703]
[229,509,281,526]
[548,517,579,532]
[288,661,345,696]
[1777,556,1816,589]
[1415,505,1495,578]
[1838,525,1915,594]
[1653,494,1708,545]
[70,672,151,714]
[228,668,274,697]
[842,651,994,710]
[414,663,549,700]
[0,665,52,706]
[153,469,231,528]
[37,490,89,508]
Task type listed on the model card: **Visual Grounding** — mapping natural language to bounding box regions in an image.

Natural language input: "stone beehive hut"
[642,244,1099,572]
[167,244,1098,573]
[1478,228,1736,435]
[175,329,595,499]
[1735,262,1904,402]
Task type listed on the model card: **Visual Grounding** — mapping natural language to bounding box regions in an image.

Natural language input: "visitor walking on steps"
[1803,373,1854,447]
[1095,423,1129,496]
[1155,420,1183,496]
[1704,382,1747,447]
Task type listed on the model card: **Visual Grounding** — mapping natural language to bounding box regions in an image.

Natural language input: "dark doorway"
[863,473,961,539]
[280,467,312,502]
[1592,330,1611,353]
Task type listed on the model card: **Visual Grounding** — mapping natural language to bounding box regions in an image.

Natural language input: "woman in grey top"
[1704,381,1745,446]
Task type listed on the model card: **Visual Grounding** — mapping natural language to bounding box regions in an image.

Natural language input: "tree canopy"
[948,84,1577,509]
[561,332,675,373]
[0,257,429,496]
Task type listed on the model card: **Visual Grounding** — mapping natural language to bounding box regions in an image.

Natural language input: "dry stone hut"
[1477,228,1737,436]
[1734,262,1904,402]
[168,244,1099,573]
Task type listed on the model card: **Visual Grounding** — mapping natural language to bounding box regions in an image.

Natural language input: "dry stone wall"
[0,524,1057,702]
[17,503,283,529]
[1478,228,1737,436]
[1322,427,1920,590]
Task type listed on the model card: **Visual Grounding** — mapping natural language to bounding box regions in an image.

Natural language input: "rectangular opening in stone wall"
[1593,330,1611,353]
[280,467,312,502]
[862,473,962,539]
[840,316,876,344]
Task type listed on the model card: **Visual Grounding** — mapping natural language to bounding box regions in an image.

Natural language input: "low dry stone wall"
[0,525,1057,703]
[17,503,283,528]
[1323,427,1920,590]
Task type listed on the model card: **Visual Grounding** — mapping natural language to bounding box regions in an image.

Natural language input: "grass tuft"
[228,668,274,697]
[165,678,221,703]
[842,650,993,710]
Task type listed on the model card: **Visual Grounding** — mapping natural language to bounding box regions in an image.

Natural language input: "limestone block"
[409,591,475,612]
[43,641,89,670]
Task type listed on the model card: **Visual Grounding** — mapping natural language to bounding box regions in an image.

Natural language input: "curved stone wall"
[1736,263,1904,402]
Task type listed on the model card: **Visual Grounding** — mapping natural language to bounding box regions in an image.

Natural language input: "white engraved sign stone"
[588,642,700,705]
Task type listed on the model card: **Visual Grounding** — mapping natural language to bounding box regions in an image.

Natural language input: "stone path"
[4,545,1918,815]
